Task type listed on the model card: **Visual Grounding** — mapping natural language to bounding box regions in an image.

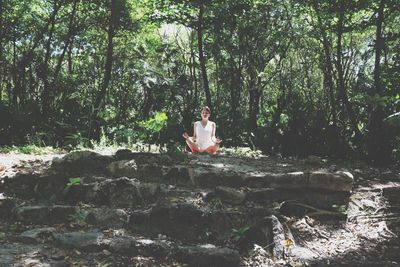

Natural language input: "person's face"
[201,109,210,119]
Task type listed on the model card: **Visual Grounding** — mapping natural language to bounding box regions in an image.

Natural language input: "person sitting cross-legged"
[182,106,222,155]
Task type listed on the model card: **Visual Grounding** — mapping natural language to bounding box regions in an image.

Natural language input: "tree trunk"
[14,0,61,108]
[41,11,57,117]
[0,0,3,101]
[248,70,260,131]
[12,29,18,107]
[52,0,79,84]
[190,31,198,121]
[68,37,74,74]
[313,1,337,127]
[90,0,117,140]
[229,54,242,133]
[336,0,362,146]
[197,3,212,110]
[367,0,389,164]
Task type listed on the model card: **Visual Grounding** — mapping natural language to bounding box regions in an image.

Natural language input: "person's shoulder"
[210,121,216,126]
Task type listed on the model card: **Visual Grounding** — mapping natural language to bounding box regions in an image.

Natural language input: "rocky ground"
[0,150,399,266]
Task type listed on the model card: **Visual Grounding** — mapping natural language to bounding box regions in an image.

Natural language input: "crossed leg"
[204,144,219,155]
[183,133,201,153]
[183,132,220,154]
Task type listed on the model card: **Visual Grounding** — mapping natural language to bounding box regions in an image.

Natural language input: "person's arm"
[193,122,197,141]
[211,122,221,144]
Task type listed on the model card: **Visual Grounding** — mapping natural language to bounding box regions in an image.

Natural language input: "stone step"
[64,177,163,207]
[14,205,77,224]
[8,199,273,245]
[109,160,353,192]
[48,150,353,193]
[9,227,241,267]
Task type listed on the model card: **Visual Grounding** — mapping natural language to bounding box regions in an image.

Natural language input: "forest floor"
[0,150,399,266]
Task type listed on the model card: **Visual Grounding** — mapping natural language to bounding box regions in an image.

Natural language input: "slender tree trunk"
[14,0,61,108]
[248,70,259,131]
[190,31,198,120]
[12,28,18,107]
[41,13,57,117]
[312,1,345,156]
[313,2,337,127]
[229,54,242,131]
[197,3,212,110]
[0,0,3,101]
[367,0,389,164]
[53,0,79,84]
[68,37,74,74]
[90,0,117,140]
[336,0,362,146]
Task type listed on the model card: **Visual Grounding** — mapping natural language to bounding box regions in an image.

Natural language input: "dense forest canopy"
[0,0,399,164]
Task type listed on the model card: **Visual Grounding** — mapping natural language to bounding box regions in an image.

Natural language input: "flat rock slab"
[129,164,354,192]
[14,205,77,224]
[51,151,353,193]
[66,177,164,207]
[51,230,240,266]
[175,244,240,267]
[86,207,128,228]
[19,227,56,243]
[53,231,107,252]
[51,150,112,174]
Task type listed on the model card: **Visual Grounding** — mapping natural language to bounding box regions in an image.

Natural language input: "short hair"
[202,106,211,114]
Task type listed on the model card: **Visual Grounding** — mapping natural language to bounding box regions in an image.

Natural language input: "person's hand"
[215,138,222,144]
[182,132,189,140]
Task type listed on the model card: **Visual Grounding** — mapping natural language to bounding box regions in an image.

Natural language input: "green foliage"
[138,112,168,148]
[139,112,168,132]
[231,226,250,242]
[0,0,399,163]
[63,177,82,195]
[332,204,347,214]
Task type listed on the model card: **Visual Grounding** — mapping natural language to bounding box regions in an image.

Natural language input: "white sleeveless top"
[195,121,214,149]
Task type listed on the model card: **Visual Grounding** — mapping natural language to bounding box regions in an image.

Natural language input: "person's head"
[201,106,211,119]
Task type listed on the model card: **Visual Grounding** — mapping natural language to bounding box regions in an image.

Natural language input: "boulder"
[215,186,246,205]
[107,160,138,178]
[53,231,106,252]
[129,203,206,241]
[115,149,134,160]
[308,171,353,191]
[109,236,136,254]
[19,227,56,243]
[96,177,163,207]
[136,238,174,257]
[162,166,192,185]
[256,172,307,189]
[51,150,112,175]
[14,205,77,224]
[241,215,285,259]
[86,208,128,228]
[190,167,244,188]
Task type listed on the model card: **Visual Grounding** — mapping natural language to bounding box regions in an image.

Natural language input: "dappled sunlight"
[0,149,398,265]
